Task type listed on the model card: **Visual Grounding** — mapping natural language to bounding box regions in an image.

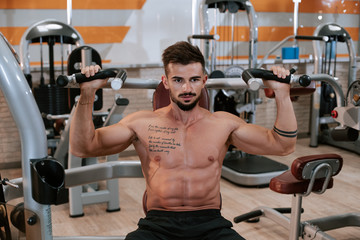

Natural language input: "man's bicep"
[229,124,272,154]
[96,122,136,152]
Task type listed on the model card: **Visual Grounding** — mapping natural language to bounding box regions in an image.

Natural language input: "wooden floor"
[3,138,360,239]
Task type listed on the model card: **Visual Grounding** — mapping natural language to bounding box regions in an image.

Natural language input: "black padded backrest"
[67,46,103,111]
[152,81,210,111]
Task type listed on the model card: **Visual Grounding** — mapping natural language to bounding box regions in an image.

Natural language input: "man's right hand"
[80,65,108,90]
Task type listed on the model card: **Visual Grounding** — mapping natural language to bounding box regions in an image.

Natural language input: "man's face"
[163,62,207,111]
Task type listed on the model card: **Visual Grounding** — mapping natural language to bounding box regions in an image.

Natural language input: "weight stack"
[34,84,69,128]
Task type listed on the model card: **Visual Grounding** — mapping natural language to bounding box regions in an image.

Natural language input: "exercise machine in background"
[309,22,360,153]
[18,19,129,218]
[192,0,291,187]
[19,19,84,154]
[233,75,360,240]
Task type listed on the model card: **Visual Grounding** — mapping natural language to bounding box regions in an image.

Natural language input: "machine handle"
[233,210,263,223]
[242,68,311,91]
[56,68,127,90]
[295,35,329,42]
[242,68,292,91]
[189,34,219,40]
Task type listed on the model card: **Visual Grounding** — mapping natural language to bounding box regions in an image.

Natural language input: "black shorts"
[125,209,245,240]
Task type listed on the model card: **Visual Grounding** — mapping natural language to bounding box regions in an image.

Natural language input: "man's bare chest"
[136,121,228,165]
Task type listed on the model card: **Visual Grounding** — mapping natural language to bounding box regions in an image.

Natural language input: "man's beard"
[170,91,201,111]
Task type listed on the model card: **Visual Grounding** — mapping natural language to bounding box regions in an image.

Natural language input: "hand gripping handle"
[241,68,307,91]
[56,68,127,90]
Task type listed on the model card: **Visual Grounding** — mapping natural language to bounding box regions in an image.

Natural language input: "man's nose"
[182,81,191,92]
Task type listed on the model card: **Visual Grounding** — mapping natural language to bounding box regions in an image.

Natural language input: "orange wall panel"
[0,26,130,45]
[212,26,359,42]
[252,0,360,14]
[0,0,146,9]
[73,0,146,10]
[0,27,27,45]
[75,26,130,44]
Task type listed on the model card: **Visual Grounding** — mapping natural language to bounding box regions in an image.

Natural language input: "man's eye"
[174,79,182,83]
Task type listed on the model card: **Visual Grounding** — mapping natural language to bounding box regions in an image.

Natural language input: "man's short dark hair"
[162,41,205,76]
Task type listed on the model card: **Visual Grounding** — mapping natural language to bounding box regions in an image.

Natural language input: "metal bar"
[244,0,258,68]
[293,0,301,47]
[289,195,302,240]
[0,33,50,240]
[231,13,235,65]
[64,161,143,188]
[67,0,73,54]
[40,36,45,86]
[306,212,360,231]
[60,35,64,75]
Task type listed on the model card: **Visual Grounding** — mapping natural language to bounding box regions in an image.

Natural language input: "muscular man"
[70,41,296,240]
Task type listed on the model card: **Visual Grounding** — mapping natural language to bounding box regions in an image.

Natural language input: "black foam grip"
[242,69,291,84]
[233,210,263,223]
[56,69,118,87]
[74,69,117,83]
[241,70,254,83]
[295,35,325,41]
[190,34,216,40]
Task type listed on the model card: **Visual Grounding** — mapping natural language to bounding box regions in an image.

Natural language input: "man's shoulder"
[126,110,158,121]
[211,110,237,119]
[209,111,246,127]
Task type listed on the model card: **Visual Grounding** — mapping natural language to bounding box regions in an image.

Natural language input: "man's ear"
[202,74,208,87]
[161,75,169,89]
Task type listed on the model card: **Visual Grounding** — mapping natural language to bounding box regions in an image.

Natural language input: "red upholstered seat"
[269,171,334,194]
[152,81,210,111]
[269,154,343,195]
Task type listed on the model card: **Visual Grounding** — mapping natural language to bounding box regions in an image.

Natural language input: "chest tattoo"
[147,124,182,154]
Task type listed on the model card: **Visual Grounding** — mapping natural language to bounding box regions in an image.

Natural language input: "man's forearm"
[69,89,97,157]
[272,90,297,154]
[273,90,297,131]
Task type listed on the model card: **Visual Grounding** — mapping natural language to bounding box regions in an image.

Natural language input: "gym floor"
[3,137,360,239]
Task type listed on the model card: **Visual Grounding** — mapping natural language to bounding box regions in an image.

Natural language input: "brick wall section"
[0,90,21,168]
[1,62,359,167]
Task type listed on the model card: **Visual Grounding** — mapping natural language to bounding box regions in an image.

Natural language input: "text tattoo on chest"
[148,124,181,154]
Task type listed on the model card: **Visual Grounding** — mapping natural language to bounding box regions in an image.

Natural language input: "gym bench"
[234,153,360,240]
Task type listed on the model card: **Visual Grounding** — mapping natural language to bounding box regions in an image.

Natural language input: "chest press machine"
[0,29,355,239]
[309,22,360,154]
[233,55,360,239]
[18,19,131,218]
[191,0,314,186]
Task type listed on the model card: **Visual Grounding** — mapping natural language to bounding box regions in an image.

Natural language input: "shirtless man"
[70,41,296,240]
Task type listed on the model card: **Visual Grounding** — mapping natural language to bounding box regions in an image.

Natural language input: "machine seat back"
[269,154,343,195]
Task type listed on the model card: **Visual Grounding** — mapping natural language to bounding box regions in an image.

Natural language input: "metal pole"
[0,34,51,240]
[67,0,73,54]
[231,13,235,65]
[293,0,301,47]
[67,0,72,26]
